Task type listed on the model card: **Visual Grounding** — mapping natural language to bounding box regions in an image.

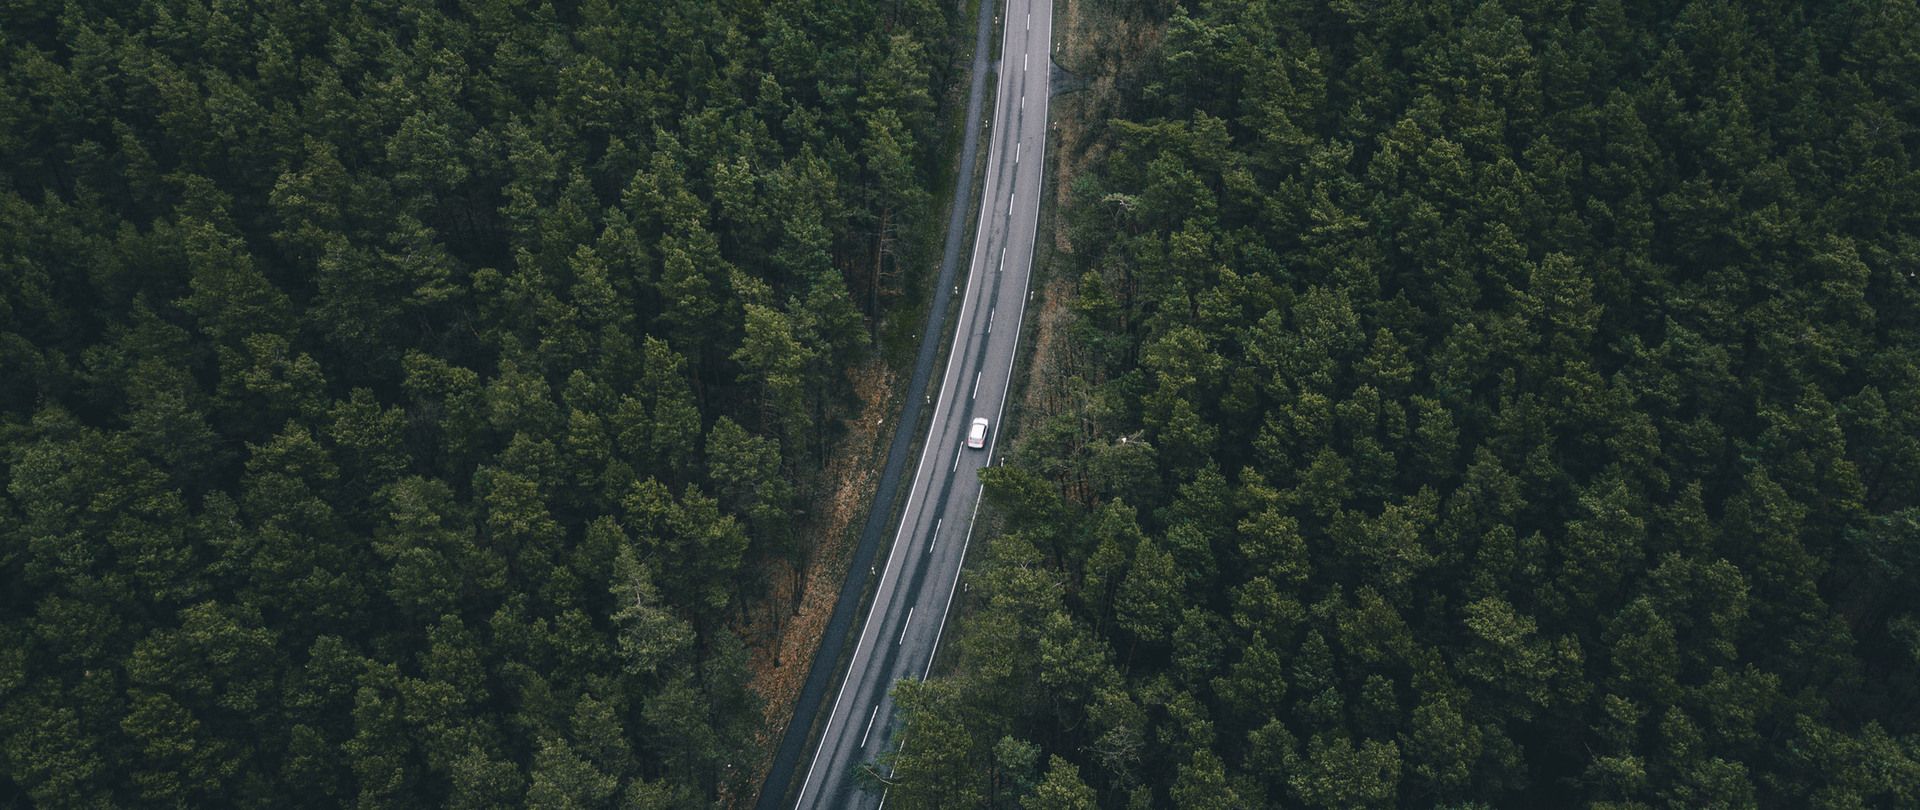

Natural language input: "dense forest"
[890,0,1920,808]
[0,0,958,806]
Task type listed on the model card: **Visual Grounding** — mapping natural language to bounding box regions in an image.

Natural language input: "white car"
[966,418,990,449]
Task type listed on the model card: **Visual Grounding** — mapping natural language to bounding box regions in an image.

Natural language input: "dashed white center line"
[929,518,941,553]
[952,446,962,472]
[898,608,914,644]
[860,705,880,747]
[1024,54,1028,71]
[987,307,994,334]
[1016,142,1020,162]
[972,372,981,399]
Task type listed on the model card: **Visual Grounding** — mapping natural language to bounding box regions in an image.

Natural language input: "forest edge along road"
[782,0,1055,805]
[759,0,1056,806]
[751,0,1007,807]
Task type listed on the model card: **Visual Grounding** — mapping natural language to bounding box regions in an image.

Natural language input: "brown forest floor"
[732,355,897,806]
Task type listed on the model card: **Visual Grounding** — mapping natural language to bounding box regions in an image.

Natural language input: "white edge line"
[859,705,880,747]
[924,491,985,680]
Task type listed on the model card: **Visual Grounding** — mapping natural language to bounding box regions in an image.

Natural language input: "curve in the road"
[751,3,1002,808]
[784,0,1056,807]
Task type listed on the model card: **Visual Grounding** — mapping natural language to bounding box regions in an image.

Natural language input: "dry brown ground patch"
[731,355,896,805]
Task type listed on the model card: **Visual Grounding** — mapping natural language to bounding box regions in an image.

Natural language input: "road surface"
[788,0,1053,807]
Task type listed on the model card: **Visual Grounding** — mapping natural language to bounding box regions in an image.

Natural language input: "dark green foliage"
[896,0,1920,807]
[0,0,960,804]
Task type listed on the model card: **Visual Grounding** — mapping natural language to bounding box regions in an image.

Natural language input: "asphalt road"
[786,1,1054,807]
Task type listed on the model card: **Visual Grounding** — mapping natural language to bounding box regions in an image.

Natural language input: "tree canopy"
[0,0,958,805]
[894,0,1920,807]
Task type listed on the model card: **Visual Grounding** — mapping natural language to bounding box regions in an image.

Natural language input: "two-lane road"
[790,1,1053,806]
